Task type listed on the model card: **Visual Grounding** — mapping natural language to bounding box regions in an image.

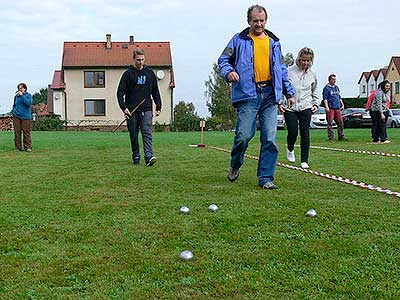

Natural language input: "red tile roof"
[51,70,64,89]
[32,103,49,116]
[371,69,379,80]
[62,41,173,68]
[379,67,388,78]
[358,71,370,84]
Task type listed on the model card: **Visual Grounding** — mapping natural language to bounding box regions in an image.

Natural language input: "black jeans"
[126,111,153,161]
[370,110,389,142]
[284,109,312,163]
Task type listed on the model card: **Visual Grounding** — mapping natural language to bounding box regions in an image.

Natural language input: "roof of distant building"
[62,40,173,68]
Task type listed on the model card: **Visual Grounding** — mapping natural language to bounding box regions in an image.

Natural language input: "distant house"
[367,69,379,94]
[385,56,400,104]
[358,71,371,97]
[47,70,64,116]
[358,56,400,105]
[31,102,49,118]
[376,67,387,90]
[48,34,175,128]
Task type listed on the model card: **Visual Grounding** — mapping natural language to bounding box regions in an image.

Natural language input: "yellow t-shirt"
[250,32,271,82]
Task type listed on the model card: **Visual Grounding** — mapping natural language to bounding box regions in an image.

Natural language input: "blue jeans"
[126,111,153,161]
[231,85,278,186]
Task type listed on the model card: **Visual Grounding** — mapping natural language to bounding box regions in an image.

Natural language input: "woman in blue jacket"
[12,83,33,152]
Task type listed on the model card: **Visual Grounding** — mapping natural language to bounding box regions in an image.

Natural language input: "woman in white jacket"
[279,47,319,169]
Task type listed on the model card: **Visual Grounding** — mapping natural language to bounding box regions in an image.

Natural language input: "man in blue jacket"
[218,4,295,190]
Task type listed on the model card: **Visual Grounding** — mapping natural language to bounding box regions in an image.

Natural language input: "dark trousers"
[13,116,32,150]
[126,111,153,160]
[370,110,389,142]
[284,109,312,163]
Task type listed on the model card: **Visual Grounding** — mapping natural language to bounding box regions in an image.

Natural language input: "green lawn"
[0,129,399,299]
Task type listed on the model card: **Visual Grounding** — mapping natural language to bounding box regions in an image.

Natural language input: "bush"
[342,97,368,108]
[154,122,172,132]
[33,114,64,131]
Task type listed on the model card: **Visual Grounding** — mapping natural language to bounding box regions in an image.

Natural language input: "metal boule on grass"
[306,208,317,217]
[179,250,194,261]
[179,206,190,214]
[208,204,219,212]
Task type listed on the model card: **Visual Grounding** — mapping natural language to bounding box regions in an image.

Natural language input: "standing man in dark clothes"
[117,48,161,166]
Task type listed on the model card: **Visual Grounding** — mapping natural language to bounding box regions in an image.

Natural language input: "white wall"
[53,90,64,118]
[359,77,368,97]
[366,76,376,96]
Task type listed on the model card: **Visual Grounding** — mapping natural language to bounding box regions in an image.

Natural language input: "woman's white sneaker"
[300,162,309,169]
[286,149,295,162]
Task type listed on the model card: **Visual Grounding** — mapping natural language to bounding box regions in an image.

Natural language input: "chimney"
[129,35,134,45]
[106,34,112,49]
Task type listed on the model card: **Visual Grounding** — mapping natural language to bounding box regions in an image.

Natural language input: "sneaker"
[132,155,140,165]
[25,148,32,152]
[300,162,309,169]
[146,156,157,166]
[227,167,240,182]
[381,140,391,144]
[286,149,295,162]
[262,182,278,190]
[338,137,348,141]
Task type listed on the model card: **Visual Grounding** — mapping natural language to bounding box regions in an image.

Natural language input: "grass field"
[0,129,399,299]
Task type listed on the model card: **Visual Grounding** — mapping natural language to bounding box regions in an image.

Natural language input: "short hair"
[133,48,145,58]
[295,47,314,67]
[247,4,267,23]
[328,74,336,81]
[17,82,27,91]
[380,80,390,91]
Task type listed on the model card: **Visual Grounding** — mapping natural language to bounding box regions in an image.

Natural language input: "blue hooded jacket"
[12,92,32,120]
[218,28,294,105]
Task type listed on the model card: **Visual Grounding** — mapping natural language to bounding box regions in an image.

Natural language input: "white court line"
[210,146,400,198]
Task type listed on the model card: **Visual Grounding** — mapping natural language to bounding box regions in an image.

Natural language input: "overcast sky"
[1,0,399,116]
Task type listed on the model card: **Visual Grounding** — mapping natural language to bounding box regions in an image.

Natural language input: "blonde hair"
[295,47,314,67]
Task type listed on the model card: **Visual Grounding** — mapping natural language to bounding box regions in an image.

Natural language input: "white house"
[358,71,370,97]
[48,34,175,128]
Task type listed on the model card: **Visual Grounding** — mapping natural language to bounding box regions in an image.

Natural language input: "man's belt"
[256,80,272,88]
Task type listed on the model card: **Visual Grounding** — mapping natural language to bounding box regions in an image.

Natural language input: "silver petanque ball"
[179,250,194,261]
[208,204,219,212]
[179,206,190,214]
[306,208,317,217]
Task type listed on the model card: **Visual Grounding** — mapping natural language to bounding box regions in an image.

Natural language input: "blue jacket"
[218,28,294,105]
[12,92,32,120]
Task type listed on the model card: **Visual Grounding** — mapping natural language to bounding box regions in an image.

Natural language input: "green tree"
[284,52,294,67]
[173,101,201,131]
[32,87,48,105]
[205,63,236,130]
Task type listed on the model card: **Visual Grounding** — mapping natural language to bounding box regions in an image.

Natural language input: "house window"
[84,99,105,116]
[84,71,105,88]
[396,82,400,94]
[362,85,366,93]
